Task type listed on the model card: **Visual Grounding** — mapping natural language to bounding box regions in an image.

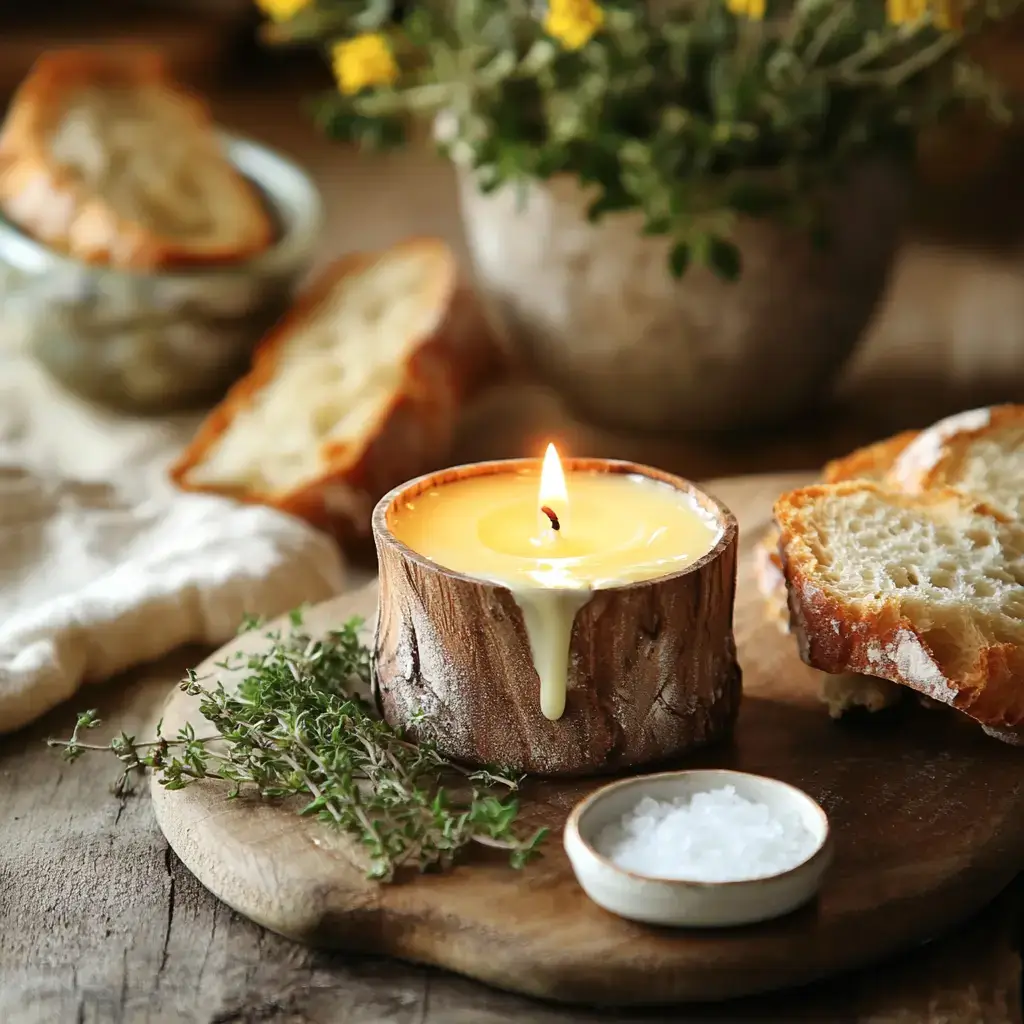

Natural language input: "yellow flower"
[727,0,766,18]
[544,0,605,51]
[332,34,399,96]
[255,0,310,22]
[886,0,963,27]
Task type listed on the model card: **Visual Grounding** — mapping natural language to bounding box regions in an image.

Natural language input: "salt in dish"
[564,769,833,927]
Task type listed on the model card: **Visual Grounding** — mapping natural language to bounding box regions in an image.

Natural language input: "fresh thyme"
[48,612,547,881]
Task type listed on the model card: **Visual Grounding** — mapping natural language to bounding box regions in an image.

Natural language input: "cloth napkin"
[0,353,346,735]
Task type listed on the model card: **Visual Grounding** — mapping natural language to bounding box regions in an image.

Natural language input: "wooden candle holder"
[372,459,741,777]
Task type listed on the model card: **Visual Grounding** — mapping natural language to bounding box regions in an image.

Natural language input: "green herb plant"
[49,613,547,882]
[258,0,1022,280]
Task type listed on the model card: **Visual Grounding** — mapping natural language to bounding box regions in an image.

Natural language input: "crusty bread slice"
[756,430,920,633]
[171,238,500,543]
[887,405,1024,521]
[755,522,908,719]
[756,434,919,720]
[775,482,1024,732]
[821,430,922,487]
[0,48,273,269]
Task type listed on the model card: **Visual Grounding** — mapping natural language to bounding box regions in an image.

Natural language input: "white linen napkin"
[0,353,345,735]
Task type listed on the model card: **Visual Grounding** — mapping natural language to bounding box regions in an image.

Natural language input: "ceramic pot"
[455,163,905,432]
[0,134,321,414]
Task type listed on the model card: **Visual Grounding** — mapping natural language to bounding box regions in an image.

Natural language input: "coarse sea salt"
[593,785,818,882]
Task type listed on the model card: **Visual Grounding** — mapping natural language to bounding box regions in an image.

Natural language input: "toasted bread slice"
[755,433,917,718]
[775,482,1024,732]
[0,48,273,268]
[171,239,500,543]
[757,430,920,633]
[821,430,921,486]
[754,519,904,718]
[887,405,1024,520]
[757,434,918,720]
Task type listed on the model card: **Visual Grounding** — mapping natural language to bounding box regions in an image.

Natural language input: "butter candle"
[389,445,723,721]
[372,457,741,777]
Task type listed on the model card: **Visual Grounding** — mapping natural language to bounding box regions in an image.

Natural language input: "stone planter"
[455,164,906,433]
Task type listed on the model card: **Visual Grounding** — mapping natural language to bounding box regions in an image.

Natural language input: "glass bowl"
[0,133,322,413]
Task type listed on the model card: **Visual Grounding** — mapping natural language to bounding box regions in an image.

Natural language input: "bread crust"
[821,430,920,485]
[775,481,1024,732]
[756,429,920,630]
[886,405,1024,515]
[170,238,502,545]
[0,47,273,269]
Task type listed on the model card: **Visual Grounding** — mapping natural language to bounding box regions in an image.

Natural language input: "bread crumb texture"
[888,405,1024,520]
[775,482,1024,729]
[169,238,500,544]
[0,48,272,267]
[183,247,444,496]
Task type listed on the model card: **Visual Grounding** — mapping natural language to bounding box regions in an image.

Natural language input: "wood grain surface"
[1,66,1024,1022]
[150,473,1024,1008]
[373,460,740,775]
[0,474,1020,1024]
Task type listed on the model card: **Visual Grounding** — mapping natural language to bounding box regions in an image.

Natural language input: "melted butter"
[390,470,722,721]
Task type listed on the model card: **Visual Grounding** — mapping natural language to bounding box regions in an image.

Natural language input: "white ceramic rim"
[0,132,323,280]
[566,768,832,887]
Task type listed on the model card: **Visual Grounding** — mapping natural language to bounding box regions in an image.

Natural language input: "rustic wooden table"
[2,82,1023,1023]
[3,594,1021,1023]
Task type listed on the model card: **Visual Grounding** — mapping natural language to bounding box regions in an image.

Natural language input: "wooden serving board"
[151,473,1024,1007]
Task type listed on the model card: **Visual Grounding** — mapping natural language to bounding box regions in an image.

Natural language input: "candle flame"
[539,443,568,506]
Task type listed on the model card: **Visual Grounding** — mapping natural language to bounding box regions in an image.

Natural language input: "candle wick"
[540,506,561,532]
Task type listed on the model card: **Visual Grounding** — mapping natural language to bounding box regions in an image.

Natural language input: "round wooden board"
[151,473,1024,1007]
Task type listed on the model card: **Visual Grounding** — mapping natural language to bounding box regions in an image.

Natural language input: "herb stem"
[49,615,546,881]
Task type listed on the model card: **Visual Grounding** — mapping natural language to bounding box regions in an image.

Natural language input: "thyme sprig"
[48,613,547,881]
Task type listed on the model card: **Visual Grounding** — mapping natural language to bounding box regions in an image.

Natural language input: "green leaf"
[708,55,739,123]
[351,0,397,32]
[76,709,101,730]
[669,242,691,278]
[402,7,433,44]
[301,796,327,816]
[707,237,742,282]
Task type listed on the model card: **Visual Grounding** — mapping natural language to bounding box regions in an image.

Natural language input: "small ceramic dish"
[0,132,321,413]
[564,769,833,928]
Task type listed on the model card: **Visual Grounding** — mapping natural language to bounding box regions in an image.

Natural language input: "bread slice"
[756,435,921,720]
[0,48,273,269]
[170,238,500,543]
[821,430,922,487]
[775,482,1024,732]
[755,515,907,719]
[887,405,1024,521]
[757,431,920,633]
